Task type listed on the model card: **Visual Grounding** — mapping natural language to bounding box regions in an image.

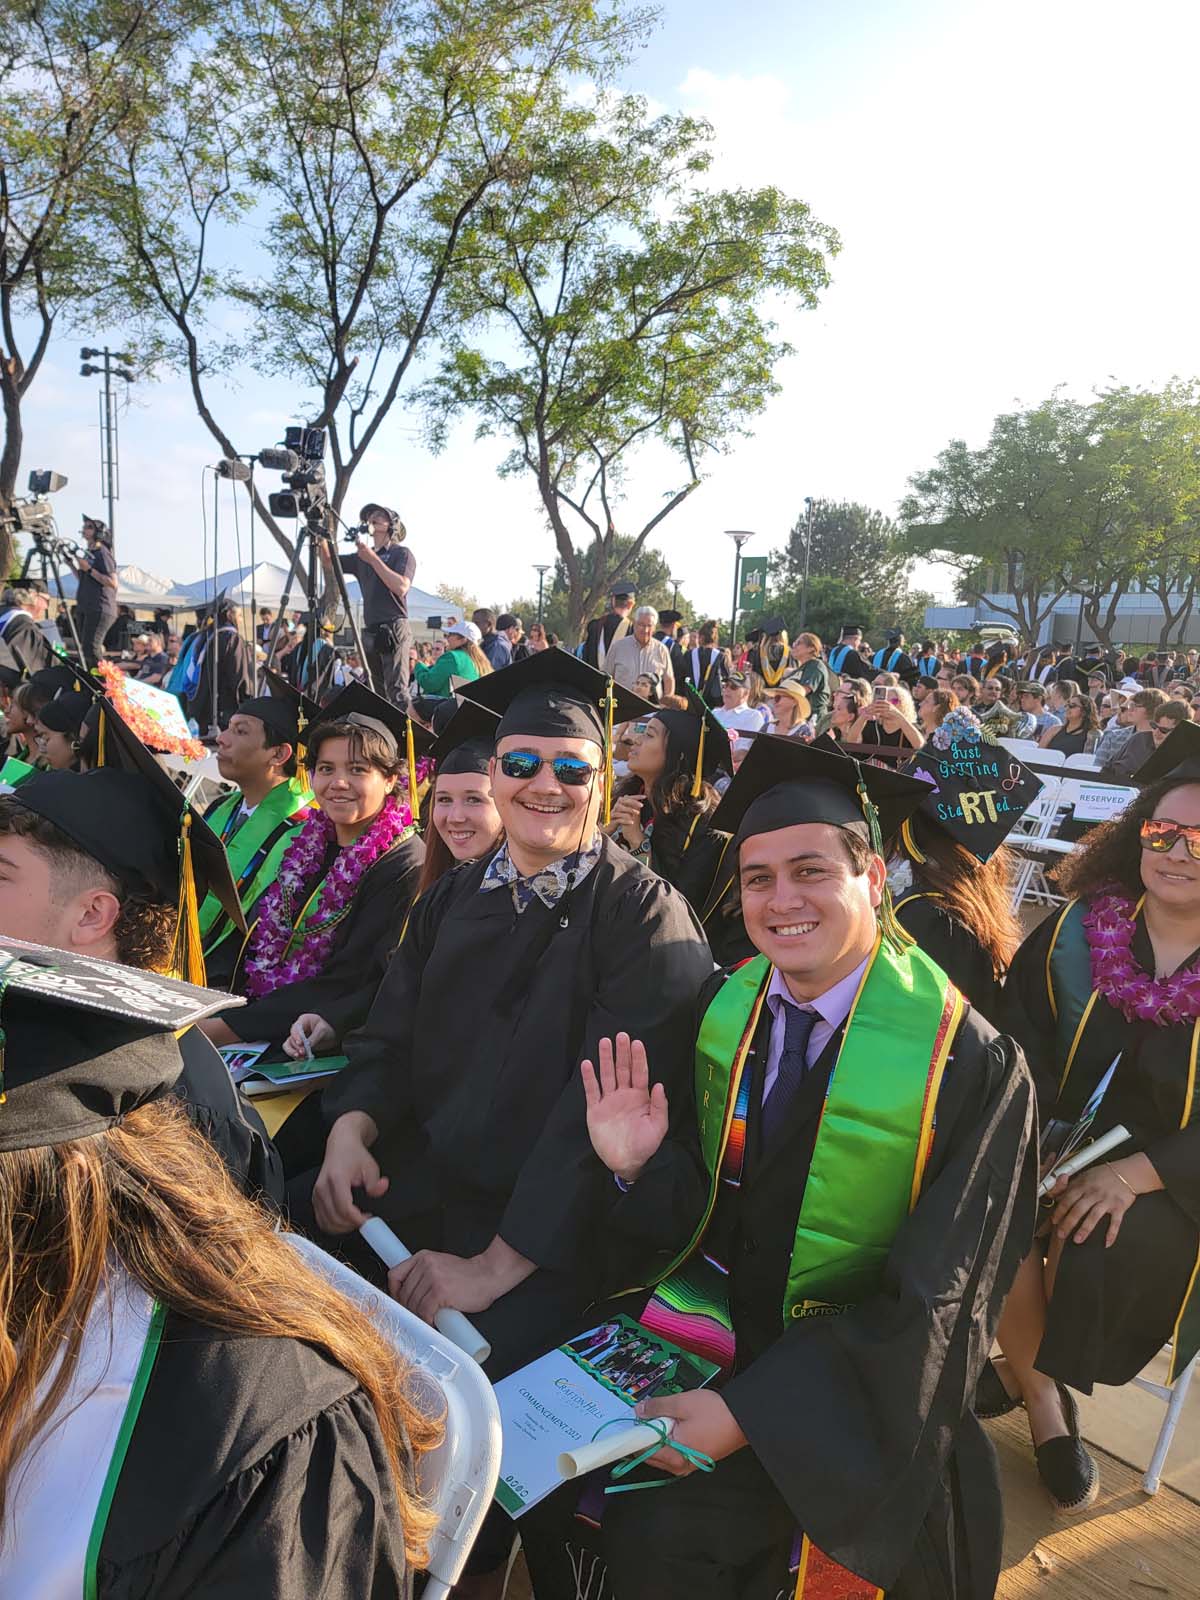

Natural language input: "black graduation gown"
[895,892,1005,1030]
[185,627,255,732]
[826,643,875,683]
[1,612,53,674]
[320,835,715,1376]
[680,645,727,707]
[1003,911,1200,1389]
[97,1307,408,1597]
[582,612,627,669]
[653,813,755,969]
[175,1027,284,1205]
[530,975,1036,1600]
[219,835,425,1049]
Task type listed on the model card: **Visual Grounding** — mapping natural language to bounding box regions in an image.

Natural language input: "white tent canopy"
[48,563,194,610]
[175,561,446,625]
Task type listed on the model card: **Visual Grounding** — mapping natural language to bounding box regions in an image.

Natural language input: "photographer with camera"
[320,504,415,711]
[72,516,119,668]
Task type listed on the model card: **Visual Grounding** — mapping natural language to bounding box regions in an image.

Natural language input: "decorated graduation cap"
[459,650,655,824]
[0,935,240,1147]
[652,687,734,796]
[37,697,248,984]
[430,699,499,778]
[897,736,1042,863]
[310,678,434,816]
[1134,718,1200,787]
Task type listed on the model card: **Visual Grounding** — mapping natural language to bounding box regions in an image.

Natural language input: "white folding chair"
[1007,776,1068,909]
[1063,751,1101,771]
[287,1234,503,1598]
[1133,1349,1198,1494]
[998,737,1044,763]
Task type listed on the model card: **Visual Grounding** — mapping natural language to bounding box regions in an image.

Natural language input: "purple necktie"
[762,1003,818,1147]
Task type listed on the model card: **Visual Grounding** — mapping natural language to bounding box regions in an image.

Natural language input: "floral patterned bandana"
[480,835,603,915]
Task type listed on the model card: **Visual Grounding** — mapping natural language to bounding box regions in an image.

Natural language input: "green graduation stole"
[199,777,314,953]
[1046,898,1200,1380]
[641,939,962,1600]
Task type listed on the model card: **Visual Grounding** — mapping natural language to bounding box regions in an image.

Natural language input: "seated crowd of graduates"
[2,632,1199,1600]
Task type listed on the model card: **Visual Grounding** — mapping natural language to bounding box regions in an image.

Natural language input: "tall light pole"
[799,495,815,629]
[671,575,683,611]
[533,563,551,625]
[79,346,135,542]
[724,529,755,649]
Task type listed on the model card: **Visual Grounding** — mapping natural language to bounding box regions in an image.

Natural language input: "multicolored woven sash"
[1046,897,1200,1380]
[641,939,961,1599]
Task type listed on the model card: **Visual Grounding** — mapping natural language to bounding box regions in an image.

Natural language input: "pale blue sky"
[21,0,1200,622]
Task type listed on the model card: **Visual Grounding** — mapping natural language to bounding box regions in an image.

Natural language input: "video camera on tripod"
[259,426,328,526]
[1,469,82,562]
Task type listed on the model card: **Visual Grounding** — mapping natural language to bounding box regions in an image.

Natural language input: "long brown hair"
[415,769,504,897]
[1055,772,1200,901]
[892,811,1021,977]
[0,1100,439,1561]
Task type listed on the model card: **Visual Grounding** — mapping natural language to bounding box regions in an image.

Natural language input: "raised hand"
[581,1032,668,1185]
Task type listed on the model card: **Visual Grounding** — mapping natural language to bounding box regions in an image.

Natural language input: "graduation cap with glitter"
[897,738,1043,863]
[459,650,655,824]
[309,679,434,818]
[430,699,499,778]
[708,733,931,947]
[0,935,241,1146]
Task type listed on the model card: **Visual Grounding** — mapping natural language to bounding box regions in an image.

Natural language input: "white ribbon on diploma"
[358,1217,492,1366]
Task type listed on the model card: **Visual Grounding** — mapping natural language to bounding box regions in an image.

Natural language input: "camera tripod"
[262,508,375,698]
[19,535,85,662]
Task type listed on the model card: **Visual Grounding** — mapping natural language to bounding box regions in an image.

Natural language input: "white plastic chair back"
[1063,751,1101,771]
[286,1234,502,1598]
[998,737,1043,763]
[1032,746,1067,768]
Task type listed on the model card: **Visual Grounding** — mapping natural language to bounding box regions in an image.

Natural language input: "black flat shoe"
[1034,1383,1099,1514]
[974,1358,1021,1419]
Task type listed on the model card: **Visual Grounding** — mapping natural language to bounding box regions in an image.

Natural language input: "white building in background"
[925,583,1199,648]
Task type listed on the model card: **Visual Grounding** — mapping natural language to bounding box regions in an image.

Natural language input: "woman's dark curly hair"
[1054,771,1200,901]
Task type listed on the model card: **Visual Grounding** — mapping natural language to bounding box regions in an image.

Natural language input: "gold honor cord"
[406,718,418,823]
[603,682,616,826]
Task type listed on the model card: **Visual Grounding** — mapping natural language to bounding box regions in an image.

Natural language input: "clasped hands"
[1042,1152,1160,1248]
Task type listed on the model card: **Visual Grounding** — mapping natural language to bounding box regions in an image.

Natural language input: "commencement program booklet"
[494,1314,719,1517]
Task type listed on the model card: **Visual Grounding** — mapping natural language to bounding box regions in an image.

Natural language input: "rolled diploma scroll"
[558,1415,676,1480]
[1037,1124,1131,1198]
[358,1217,492,1365]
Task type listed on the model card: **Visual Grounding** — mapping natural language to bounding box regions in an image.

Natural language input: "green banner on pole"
[738,556,768,612]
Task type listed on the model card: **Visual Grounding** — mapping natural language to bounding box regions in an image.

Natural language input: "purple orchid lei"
[1084,889,1200,1026]
[244,793,414,997]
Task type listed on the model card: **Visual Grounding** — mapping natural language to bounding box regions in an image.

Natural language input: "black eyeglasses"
[1153,723,1177,737]
[499,750,598,786]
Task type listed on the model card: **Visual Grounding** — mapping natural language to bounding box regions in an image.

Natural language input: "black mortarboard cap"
[610,577,637,598]
[35,693,92,736]
[898,740,1042,863]
[652,689,735,790]
[430,699,499,778]
[459,650,654,746]
[759,615,787,636]
[31,664,85,697]
[260,668,322,735]
[657,610,683,628]
[0,936,240,1152]
[312,679,434,762]
[840,623,863,637]
[1133,719,1200,787]
[709,733,929,854]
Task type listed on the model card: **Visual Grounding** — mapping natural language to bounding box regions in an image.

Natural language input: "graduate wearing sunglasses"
[996,719,1200,1513]
[307,649,714,1590]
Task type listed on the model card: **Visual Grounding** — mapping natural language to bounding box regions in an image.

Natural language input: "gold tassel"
[97,704,106,768]
[692,720,706,799]
[406,718,418,823]
[170,813,208,987]
[901,816,926,864]
[854,761,911,952]
[603,681,616,825]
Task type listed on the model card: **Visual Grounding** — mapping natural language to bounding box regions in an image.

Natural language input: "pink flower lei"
[1084,889,1200,1026]
[244,792,414,997]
